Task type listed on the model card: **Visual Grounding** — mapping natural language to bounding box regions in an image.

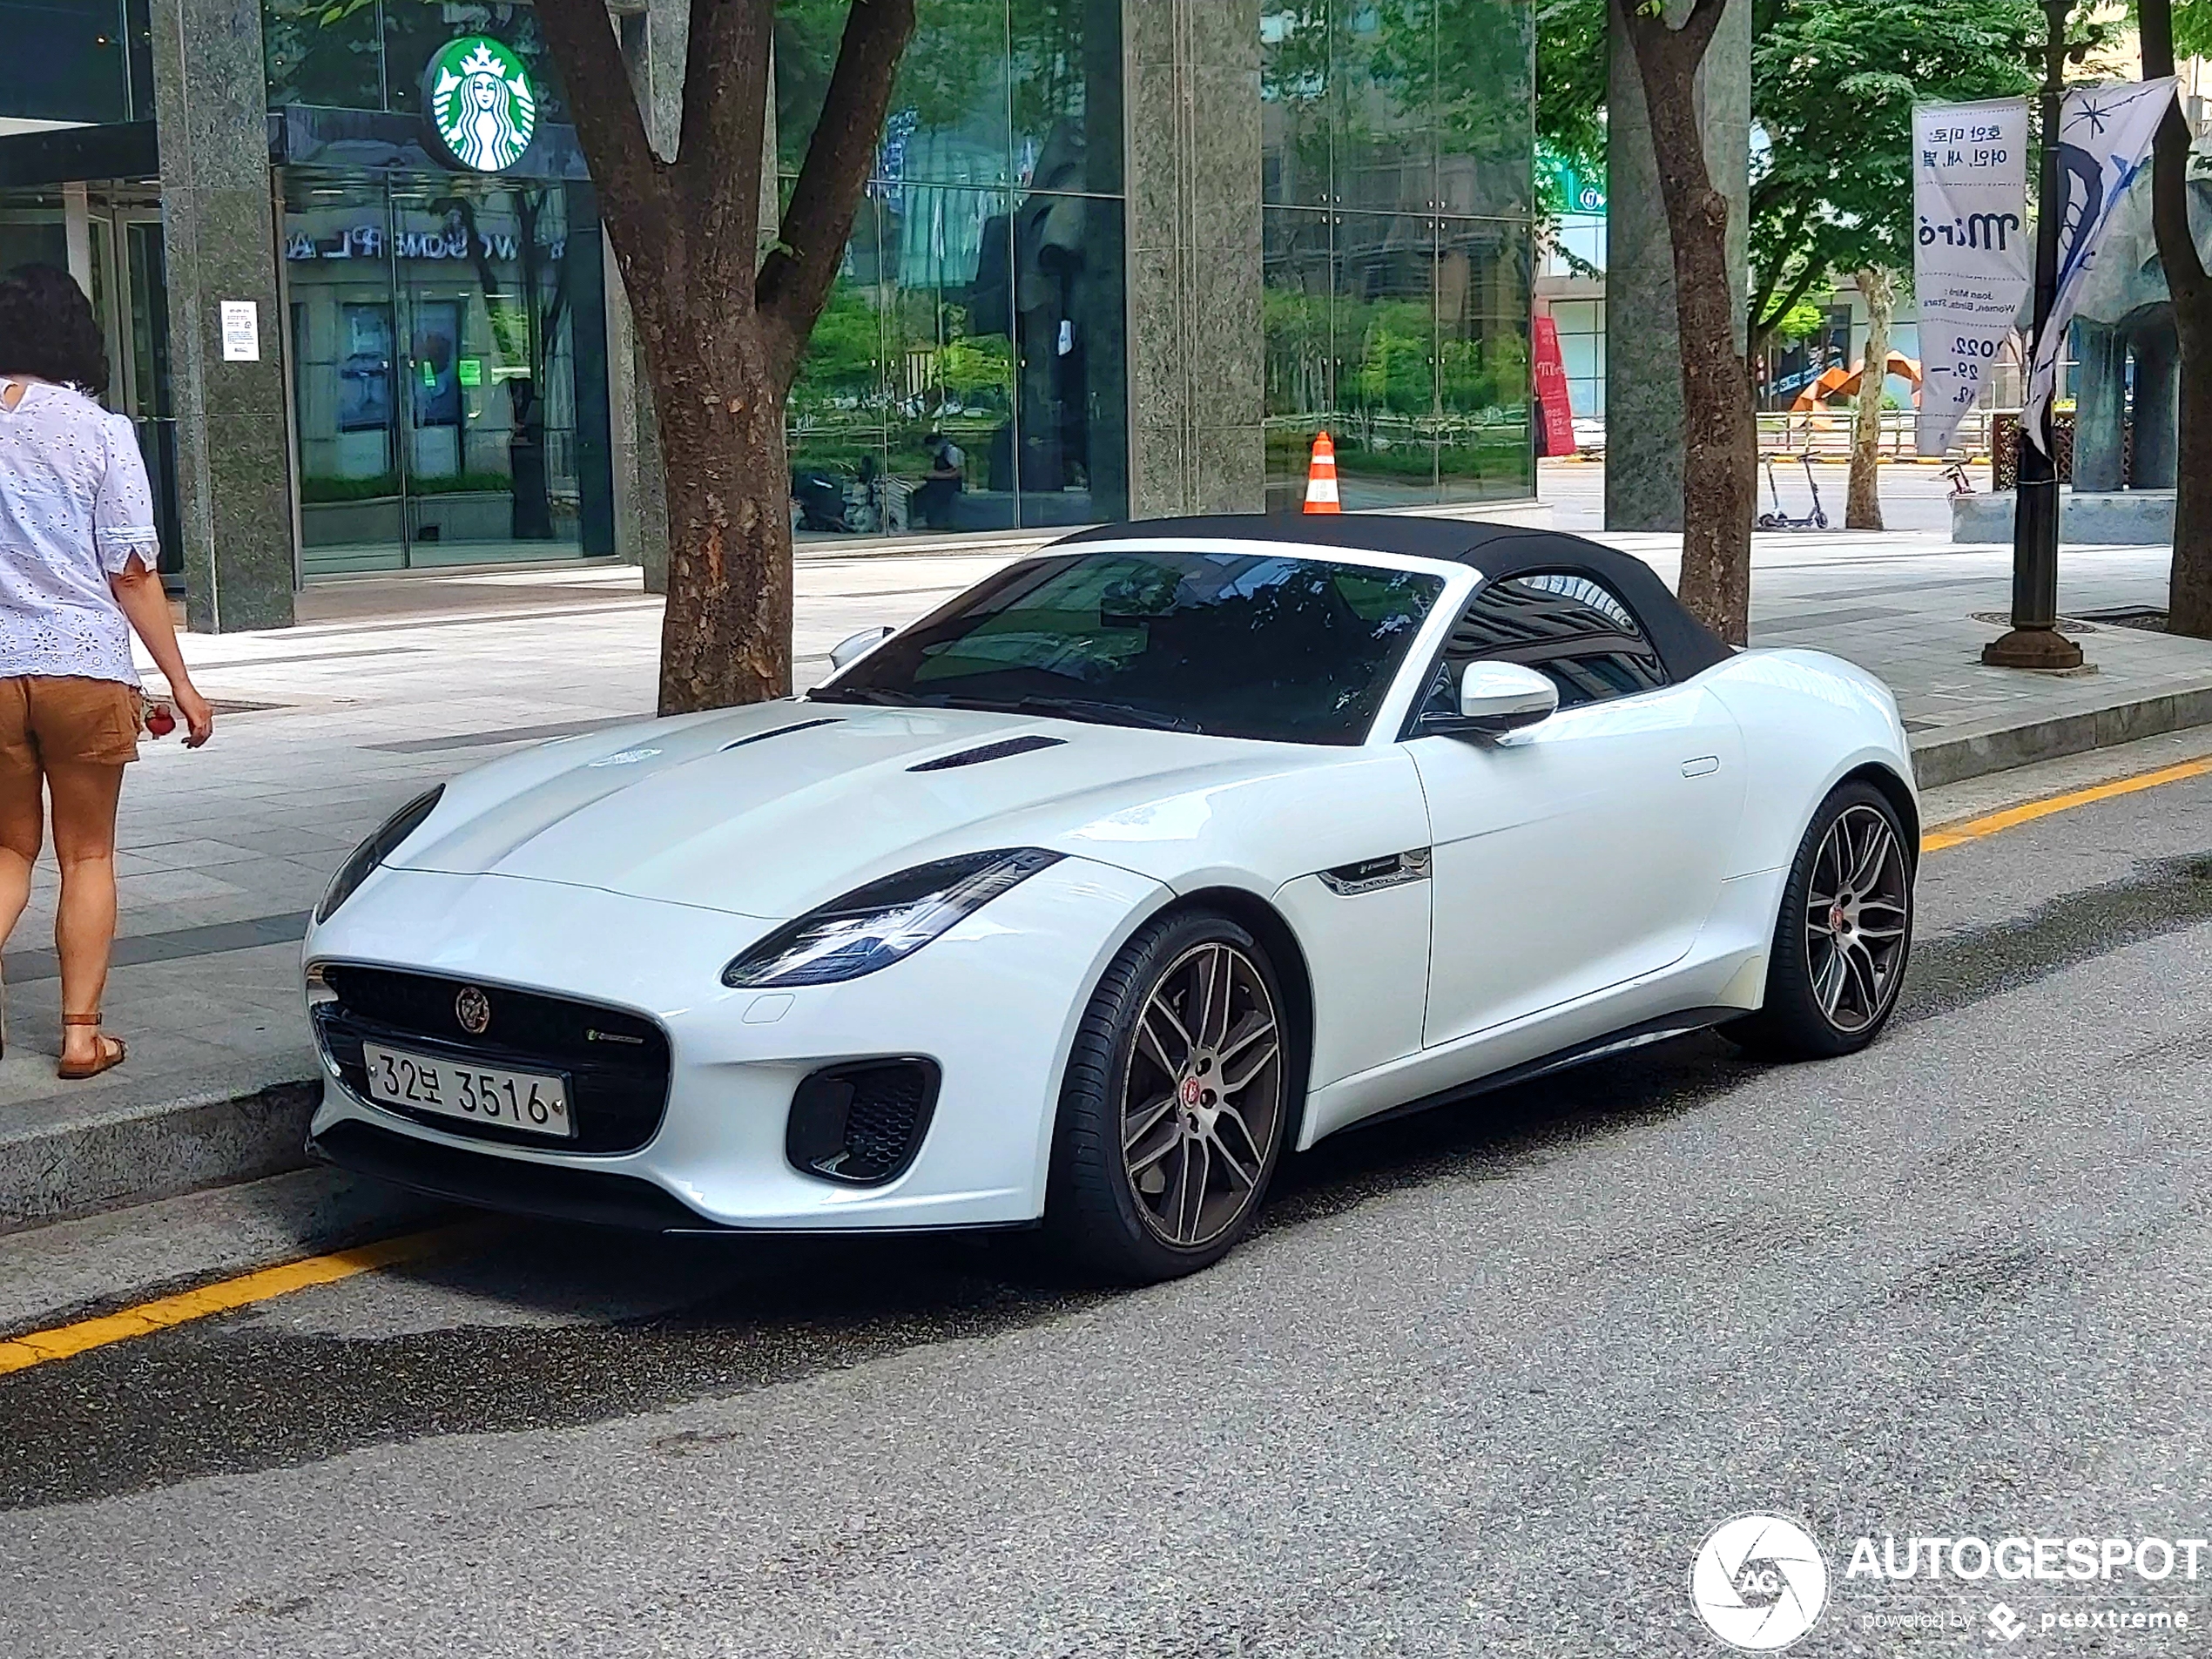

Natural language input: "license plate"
[361,1042,575,1140]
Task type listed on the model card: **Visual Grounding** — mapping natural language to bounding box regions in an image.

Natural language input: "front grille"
[314,964,671,1154]
[786,1059,940,1185]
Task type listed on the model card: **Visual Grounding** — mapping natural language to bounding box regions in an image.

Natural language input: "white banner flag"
[1912,98,2031,457]
[2021,78,2180,451]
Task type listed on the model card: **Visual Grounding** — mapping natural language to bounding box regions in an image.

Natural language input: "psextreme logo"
[1689,1514,1831,1651]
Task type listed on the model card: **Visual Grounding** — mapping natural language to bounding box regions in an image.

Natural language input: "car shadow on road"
[10,849,2211,1510]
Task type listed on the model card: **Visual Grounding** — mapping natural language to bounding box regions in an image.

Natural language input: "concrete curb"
[0,1078,320,1237]
[1909,680,2212,787]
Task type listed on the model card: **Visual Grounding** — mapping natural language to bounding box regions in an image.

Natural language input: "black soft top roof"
[1056,514,1735,684]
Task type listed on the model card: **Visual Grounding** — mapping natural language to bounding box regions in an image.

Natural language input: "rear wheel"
[1046,910,1291,1283]
[1726,781,1913,1060]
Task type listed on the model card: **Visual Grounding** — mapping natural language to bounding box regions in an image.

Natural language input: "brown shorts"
[0,676,142,774]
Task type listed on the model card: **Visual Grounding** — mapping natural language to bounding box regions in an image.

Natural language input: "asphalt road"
[6,761,2212,1656]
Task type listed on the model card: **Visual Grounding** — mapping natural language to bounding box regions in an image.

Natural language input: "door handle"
[1680,755,1721,778]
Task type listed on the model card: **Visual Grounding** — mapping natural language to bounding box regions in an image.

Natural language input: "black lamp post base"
[1982,625,2086,670]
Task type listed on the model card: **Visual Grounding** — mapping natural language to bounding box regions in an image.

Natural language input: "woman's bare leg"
[46,761,125,1068]
[0,772,38,954]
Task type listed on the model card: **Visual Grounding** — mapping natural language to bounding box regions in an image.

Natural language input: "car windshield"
[813,550,1447,745]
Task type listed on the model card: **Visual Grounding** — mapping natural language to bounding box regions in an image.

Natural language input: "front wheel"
[1045,910,1293,1283]
[1725,781,1914,1060]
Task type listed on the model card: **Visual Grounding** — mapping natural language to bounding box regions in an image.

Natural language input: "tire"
[1045,909,1295,1283]
[1724,780,1913,1061]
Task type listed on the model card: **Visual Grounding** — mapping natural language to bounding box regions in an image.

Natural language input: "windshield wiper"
[992,695,1200,733]
[806,685,932,707]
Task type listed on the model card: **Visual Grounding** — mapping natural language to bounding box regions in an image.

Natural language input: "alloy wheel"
[1121,941,1285,1248]
[1804,804,1911,1033]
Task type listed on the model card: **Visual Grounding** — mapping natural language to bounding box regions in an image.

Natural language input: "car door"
[1409,570,1745,1049]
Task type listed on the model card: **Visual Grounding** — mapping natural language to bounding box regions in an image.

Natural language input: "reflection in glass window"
[1437,573,1668,709]
[815,550,1446,745]
[1263,206,1332,509]
[1261,0,1534,507]
[1260,0,1331,208]
[3,0,135,123]
[382,0,567,119]
[264,0,382,109]
[284,172,614,574]
[1435,0,1532,218]
[1012,0,1122,194]
[780,0,1128,541]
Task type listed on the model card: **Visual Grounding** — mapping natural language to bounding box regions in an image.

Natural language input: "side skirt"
[1330,1006,1745,1136]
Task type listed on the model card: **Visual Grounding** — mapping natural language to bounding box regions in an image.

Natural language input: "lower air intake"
[786,1059,941,1185]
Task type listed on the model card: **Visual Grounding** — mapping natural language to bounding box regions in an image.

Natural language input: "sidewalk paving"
[3,526,2209,1234]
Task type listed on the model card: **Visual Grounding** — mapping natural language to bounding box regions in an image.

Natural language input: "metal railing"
[1756,408,2000,462]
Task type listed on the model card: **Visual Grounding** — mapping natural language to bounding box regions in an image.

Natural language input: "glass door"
[282,170,613,573]
[116,212,183,575]
[283,176,407,574]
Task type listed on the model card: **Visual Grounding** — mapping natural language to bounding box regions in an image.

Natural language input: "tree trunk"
[2141,0,2212,637]
[1845,265,1892,531]
[648,322,794,713]
[1623,0,1757,645]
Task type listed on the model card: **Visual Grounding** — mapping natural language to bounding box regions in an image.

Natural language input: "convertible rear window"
[813,550,1447,745]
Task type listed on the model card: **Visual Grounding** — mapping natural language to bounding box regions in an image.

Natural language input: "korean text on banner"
[2022,79,2180,453]
[1912,99,2029,457]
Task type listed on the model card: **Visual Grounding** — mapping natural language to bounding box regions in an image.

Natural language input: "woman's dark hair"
[0,263,110,399]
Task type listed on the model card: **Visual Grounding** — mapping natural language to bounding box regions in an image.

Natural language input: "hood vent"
[723,717,841,752]
[908,734,1068,772]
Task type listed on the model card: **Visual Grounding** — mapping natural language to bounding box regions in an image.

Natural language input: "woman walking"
[0,265,213,1077]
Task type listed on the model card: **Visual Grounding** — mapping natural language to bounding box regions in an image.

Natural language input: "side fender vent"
[909,734,1068,772]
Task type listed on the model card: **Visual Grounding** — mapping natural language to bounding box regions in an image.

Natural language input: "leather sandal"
[57,1013,125,1081]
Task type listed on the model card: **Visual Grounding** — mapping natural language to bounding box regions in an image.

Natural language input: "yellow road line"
[1,749,2207,1379]
[1922,756,2212,853]
[0,1225,465,1377]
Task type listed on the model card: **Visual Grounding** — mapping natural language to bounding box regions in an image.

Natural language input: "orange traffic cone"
[1303,430,1341,514]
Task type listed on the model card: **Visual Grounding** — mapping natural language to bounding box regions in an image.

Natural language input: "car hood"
[393,701,1336,919]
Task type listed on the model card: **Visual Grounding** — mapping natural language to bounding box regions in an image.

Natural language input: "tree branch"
[535,0,674,320]
[675,0,774,292]
[1750,255,1827,360]
[755,0,916,388]
[2141,0,2211,300]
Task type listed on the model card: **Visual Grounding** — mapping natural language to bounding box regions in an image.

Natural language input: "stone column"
[1603,0,1750,532]
[148,0,294,631]
[2130,324,2181,489]
[1122,0,1264,516]
[2069,322,2127,492]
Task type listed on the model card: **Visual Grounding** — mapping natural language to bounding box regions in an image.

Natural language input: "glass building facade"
[0,0,1537,624]
[1260,0,1534,510]
[777,0,1128,540]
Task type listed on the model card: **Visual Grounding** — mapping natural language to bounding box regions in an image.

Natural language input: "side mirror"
[828,626,896,672]
[1437,660,1558,736]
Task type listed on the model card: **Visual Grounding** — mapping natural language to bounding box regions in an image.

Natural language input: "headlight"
[316,786,445,923]
[722,847,1062,988]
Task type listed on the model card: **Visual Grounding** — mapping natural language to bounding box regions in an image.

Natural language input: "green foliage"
[2137,0,2212,63]
[1750,0,2045,346]
[300,470,515,502]
[1776,298,1830,341]
[1534,0,1608,223]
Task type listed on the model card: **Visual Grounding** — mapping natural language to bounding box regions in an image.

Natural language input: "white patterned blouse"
[0,379,158,687]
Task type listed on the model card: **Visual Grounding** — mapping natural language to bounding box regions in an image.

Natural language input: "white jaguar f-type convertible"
[305,516,1918,1280]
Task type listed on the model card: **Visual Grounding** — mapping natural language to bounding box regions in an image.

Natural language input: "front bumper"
[303,857,1167,1231]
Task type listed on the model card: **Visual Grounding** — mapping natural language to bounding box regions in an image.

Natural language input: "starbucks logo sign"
[424,37,538,173]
